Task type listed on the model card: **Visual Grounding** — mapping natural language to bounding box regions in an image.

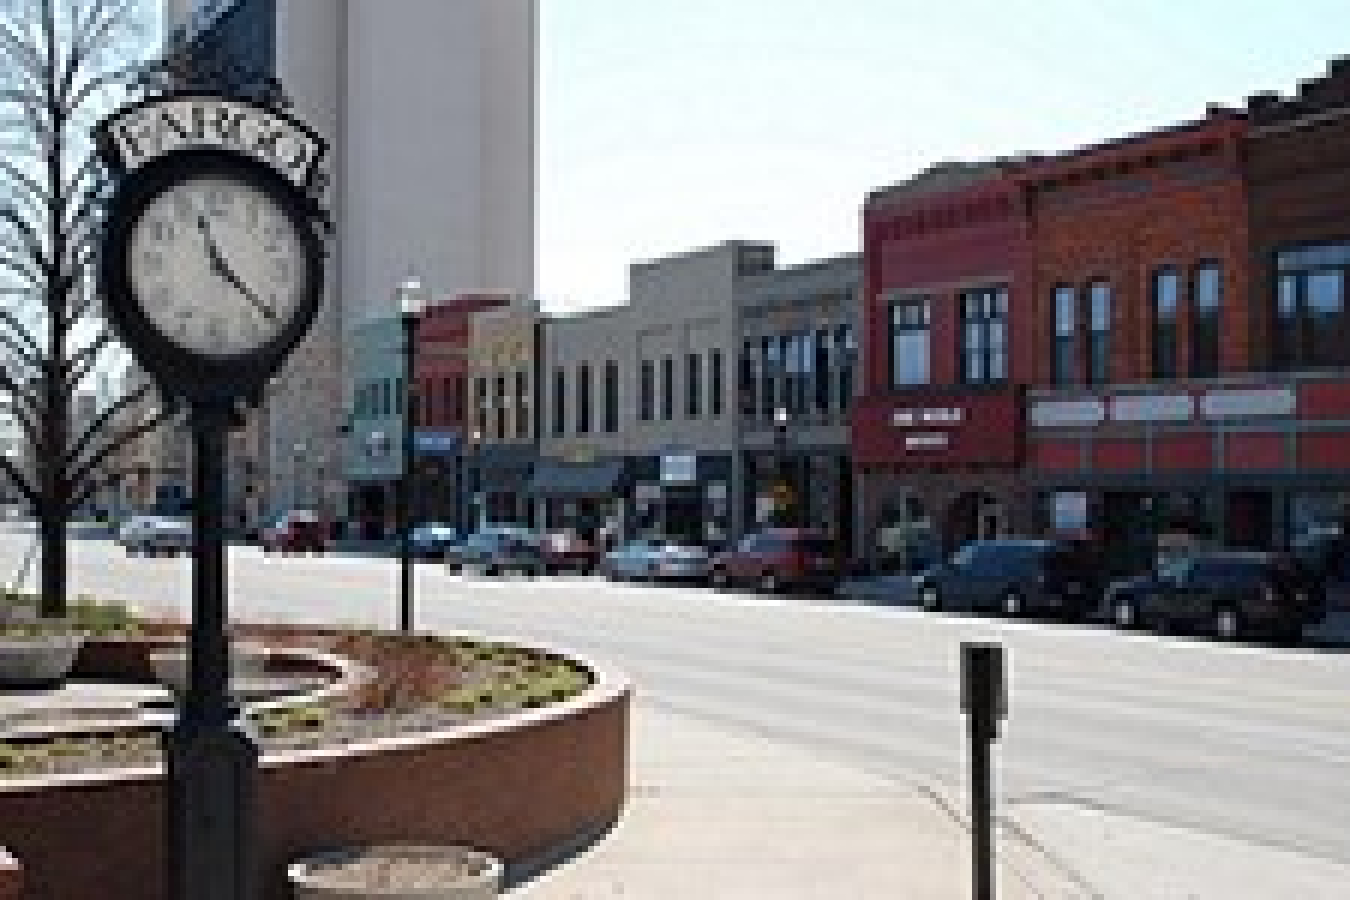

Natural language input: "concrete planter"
[148,642,269,694]
[0,632,85,687]
[288,845,503,899]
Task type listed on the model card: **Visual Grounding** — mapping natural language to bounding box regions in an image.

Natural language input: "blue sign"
[415,429,461,457]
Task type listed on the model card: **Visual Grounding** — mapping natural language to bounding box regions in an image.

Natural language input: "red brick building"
[853,161,1031,570]
[413,292,510,529]
[1022,67,1350,569]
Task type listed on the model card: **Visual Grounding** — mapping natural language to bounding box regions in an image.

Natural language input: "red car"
[541,531,600,575]
[261,510,331,554]
[710,528,841,594]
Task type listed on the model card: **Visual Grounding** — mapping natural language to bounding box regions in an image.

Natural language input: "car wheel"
[1002,589,1024,618]
[759,572,780,593]
[1112,596,1139,630]
[919,585,941,612]
[1213,605,1243,641]
[710,569,729,590]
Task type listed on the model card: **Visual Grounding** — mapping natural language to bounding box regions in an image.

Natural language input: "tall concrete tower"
[169,0,537,522]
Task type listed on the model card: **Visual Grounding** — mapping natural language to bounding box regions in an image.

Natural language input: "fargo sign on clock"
[96,93,329,407]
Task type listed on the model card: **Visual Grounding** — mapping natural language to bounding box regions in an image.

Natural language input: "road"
[9,531,1350,896]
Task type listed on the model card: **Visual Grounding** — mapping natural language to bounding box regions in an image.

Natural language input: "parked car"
[446,527,544,576]
[709,528,841,594]
[1290,526,1350,585]
[914,539,1099,619]
[541,531,600,574]
[601,539,710,583]
[409,523,461,560]
[261,510,330,554]
[118,515,192,556]
[1103,551,1327,642]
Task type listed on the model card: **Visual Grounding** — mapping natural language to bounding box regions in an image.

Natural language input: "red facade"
[414,292,509,429]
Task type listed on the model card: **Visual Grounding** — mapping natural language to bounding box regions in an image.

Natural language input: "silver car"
[602,539,710,583]
[118,516,192,556]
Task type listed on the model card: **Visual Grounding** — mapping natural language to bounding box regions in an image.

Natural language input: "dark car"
[914,539,1098,619]
[541,531,600,574]
[709,529,841,594]
[446,527,545,576]
[1104,551,1327,642]
[260,510,330,554]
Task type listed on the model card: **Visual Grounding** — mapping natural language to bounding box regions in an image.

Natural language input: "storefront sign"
[892,407,965,426]
[1111,394,1194,423]
[1201,388,1295,420]
[1030,399,1106,428]
[661,454,697,484]
[905,432,950,450]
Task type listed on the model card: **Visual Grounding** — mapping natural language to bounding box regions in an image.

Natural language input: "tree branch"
[0,208,52,274]
[0,19,44,86]
[0,158,52,210]
[63,329,113,389]
[0,306,42,359]
[67,402,176,498]
[62,0,136,108]
[66,380,149,471]
[0,451,37,509]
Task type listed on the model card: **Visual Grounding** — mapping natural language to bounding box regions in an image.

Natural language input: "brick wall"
[1021,117,1250,387]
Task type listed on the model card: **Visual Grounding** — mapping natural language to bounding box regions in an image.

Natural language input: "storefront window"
[514,369,529,438]
[761,336,777,418]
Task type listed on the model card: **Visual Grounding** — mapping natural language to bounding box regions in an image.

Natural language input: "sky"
[538,0,1350,312]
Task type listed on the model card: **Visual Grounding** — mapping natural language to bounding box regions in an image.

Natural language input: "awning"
[529,460,626,497]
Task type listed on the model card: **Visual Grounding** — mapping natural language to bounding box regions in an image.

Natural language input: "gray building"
[343,316,405,538]
[736,254,862,553]
[539,242,776,546]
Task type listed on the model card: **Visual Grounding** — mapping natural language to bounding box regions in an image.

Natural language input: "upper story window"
[1053,286,1077,385]
[814,328,831,413]
[837,323,856,410]
[493,374,506,440]
[1276,244,1349,370]
[394,378,404,416]
[1191,264,1222,378]
[760,336,777,419]
[1088,281,1112,385]
[739,340,757,416]
[455,376,466,425]
[639,360,654,422]
[686,353,702,418]
[661,356,675,420]
[552,368,566,436]
[960,287,1008,385]
[710,349,723,417]
[890,298,930,388]
[514,370,529,438]
[603,361,619,433]
[475,376,487,435]
[1152,268,1180,380]
[576,363,591,435]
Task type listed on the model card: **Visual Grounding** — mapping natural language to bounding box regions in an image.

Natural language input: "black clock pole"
[164,401,258,900]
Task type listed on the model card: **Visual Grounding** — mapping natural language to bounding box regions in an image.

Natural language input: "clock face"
[128,173,308,358]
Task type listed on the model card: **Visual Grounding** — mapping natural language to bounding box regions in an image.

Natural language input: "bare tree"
[0,0,177,617]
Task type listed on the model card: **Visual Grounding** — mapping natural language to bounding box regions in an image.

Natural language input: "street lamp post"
[397,274,426,633]
[291,442,305,510]
[773,406,791,526]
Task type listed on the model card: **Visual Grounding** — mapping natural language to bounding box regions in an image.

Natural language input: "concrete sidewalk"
[510,704,1065,900]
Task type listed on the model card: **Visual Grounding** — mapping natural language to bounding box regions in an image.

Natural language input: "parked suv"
[261,510,330,554]
[1104,551,1327,642]
[709,529,841,594]
[446,527,545,576]
[914,539,1098,619]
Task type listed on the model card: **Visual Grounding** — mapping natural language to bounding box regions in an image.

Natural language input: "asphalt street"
[9,531,1350,897]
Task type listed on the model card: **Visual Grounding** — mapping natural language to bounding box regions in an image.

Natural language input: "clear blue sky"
[538,0,1350,311]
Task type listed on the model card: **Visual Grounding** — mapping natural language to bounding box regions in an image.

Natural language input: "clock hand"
[196,214,278,323]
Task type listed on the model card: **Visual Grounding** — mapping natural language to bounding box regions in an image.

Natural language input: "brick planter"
[0,849,20,900]
[0,631,629,900]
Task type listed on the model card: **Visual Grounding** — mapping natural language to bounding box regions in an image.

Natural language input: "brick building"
[853,161,1029,570]
[414,292,511,530]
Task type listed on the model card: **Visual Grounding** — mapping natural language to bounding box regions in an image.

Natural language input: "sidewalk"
[509,703,1065,900]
